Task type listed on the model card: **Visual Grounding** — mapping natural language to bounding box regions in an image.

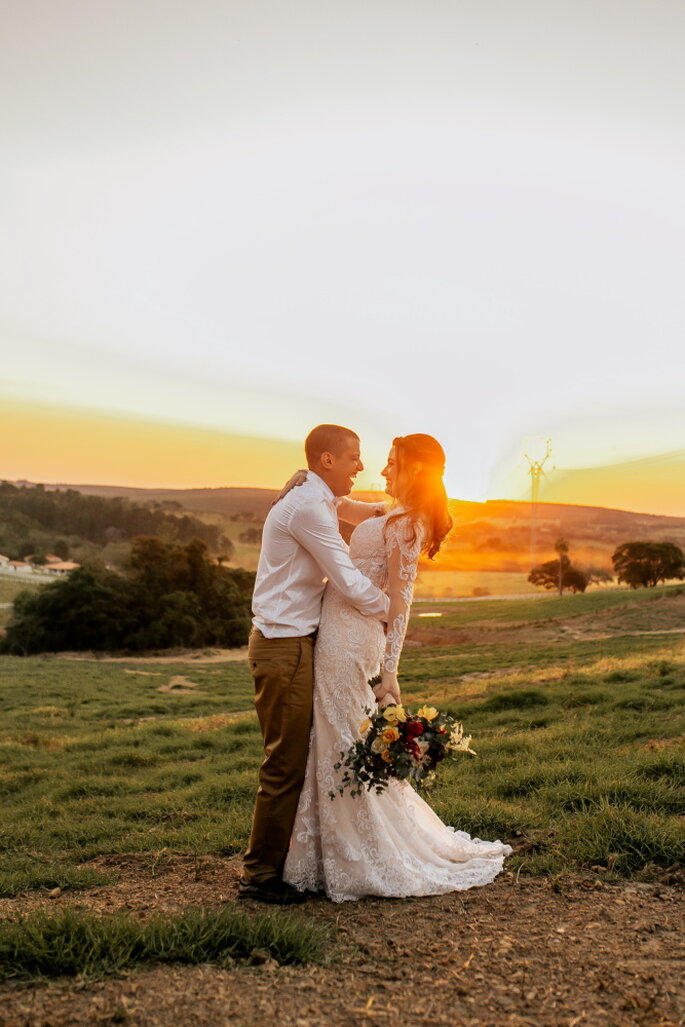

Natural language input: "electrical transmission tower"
[525,438,552,566]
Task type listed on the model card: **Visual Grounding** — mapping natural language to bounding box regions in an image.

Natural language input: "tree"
[0,481,231,554]
[238,526,263,545]
[1,538,255,655]
[554,538,569,596]
[584,566,614,587]
[528,538,588,595]
[612,542,685,589]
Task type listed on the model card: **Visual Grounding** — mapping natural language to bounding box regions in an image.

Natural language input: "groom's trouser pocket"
[243,630,315,882]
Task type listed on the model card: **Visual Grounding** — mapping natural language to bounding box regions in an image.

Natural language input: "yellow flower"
[382,705,407,725]
[381,727,400,743]
[381,750,394,763]
[417,705,439,721]
[359,718,372,734]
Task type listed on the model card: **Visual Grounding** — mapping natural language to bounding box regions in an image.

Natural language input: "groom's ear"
[320,451,335,469]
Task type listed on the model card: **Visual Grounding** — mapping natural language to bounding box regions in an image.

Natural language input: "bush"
[1,538,254,655]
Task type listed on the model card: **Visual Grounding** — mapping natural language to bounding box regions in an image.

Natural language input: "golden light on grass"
[5,734,71,750]
[180,713,256,732]
[1,398,302,489]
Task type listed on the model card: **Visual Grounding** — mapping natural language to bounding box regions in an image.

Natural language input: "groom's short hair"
[305,424,359,467]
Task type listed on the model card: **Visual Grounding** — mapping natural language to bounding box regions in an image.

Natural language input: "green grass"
[0,578,45,604]
[0,905,332,981]
[0,861,111,898]
[409,583,684,628]
[422,645,685,876]
[0,578,45,629]
[399,632,684,690]
[0,588,684,894]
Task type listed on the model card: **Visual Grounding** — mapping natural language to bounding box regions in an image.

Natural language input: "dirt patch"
[157,676,204,694]
[56,649,249,664]
[1,855,683,1026]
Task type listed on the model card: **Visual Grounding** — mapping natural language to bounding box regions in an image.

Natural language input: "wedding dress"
[283,510,512,902]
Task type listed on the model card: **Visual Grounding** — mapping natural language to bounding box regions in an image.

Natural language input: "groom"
[239,424,390,904]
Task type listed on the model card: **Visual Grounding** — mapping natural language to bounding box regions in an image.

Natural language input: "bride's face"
[381,446,408,500]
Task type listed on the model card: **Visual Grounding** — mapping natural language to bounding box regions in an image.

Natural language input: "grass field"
[0,577,45,631]
[414,569,540,598]
[0,576,44,603]
[0,586,683,901]
[411,581,684,625]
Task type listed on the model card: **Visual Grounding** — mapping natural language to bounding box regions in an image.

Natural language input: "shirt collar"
[306,470,336,505]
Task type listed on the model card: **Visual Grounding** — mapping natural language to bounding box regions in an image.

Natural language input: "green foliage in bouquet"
[330,677,476,798]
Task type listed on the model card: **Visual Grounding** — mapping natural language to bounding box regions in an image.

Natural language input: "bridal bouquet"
[330,698,476,798]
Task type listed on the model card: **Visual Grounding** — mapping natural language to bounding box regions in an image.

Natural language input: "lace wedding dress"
[283,510,512,902]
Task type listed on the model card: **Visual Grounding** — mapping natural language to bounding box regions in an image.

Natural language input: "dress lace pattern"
[283,512,512,902]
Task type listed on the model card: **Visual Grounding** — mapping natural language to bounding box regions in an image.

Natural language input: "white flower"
[446,722,477,755]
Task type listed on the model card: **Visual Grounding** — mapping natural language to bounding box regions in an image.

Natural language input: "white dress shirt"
[252,472,390,637]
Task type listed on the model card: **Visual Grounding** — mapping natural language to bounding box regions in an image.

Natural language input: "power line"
[524,438,552,566]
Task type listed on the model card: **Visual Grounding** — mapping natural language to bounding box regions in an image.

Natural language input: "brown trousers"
[242,628,315,883]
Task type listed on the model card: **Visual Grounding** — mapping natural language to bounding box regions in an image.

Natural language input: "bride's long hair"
[388,434,453,559]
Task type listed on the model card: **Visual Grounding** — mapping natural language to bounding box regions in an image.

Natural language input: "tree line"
[0,482,232,562]
[528,539,685,594]
[2,537,254,655]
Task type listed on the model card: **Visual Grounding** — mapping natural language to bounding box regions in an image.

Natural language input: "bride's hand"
[375,692,398,708]
[373,671,401,706]
[271,469,307,507]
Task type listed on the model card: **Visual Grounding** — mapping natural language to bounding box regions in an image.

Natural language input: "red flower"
[406,721,424,737]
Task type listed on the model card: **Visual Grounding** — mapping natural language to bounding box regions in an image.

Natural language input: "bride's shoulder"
[384,509,425,550]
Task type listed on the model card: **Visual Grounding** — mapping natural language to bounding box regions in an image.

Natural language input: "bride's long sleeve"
[382,515,424,674]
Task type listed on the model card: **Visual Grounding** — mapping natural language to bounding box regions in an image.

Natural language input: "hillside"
[6,481,684,585]
[0,584,684,1025]
[14,481,685,533]
[0,482,232,568]
[30,482,278,519]
[353,491,685,576]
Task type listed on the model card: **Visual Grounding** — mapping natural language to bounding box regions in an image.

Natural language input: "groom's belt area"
[252,627,318,641]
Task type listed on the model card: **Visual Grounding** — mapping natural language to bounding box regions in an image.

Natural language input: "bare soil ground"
[1,855,683,1027]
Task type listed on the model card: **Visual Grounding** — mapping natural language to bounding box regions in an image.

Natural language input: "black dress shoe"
[238,876,307,905]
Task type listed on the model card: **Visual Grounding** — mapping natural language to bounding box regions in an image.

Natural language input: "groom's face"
[325,441,364,497]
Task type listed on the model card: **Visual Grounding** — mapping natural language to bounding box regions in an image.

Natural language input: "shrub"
[1,539,254,654]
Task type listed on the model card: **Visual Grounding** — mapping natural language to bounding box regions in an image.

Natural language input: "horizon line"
[4,477,683,523]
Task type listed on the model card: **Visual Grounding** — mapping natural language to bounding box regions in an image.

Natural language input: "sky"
[2,1,684,514]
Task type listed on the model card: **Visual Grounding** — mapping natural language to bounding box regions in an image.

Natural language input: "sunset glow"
[4,398,683,518]
[2,399,302,490]
[2,3,685,516]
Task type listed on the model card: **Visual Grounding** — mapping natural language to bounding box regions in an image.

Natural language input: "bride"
[284,433,512,902]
